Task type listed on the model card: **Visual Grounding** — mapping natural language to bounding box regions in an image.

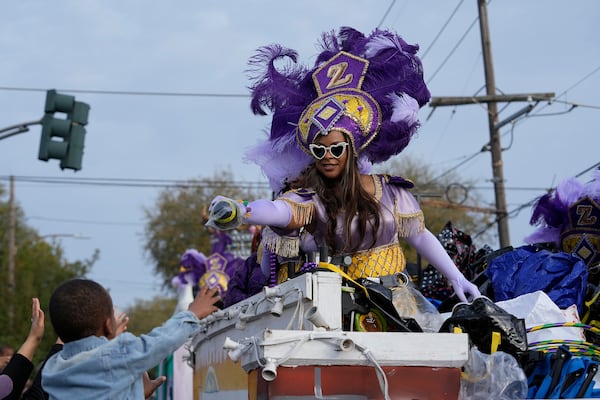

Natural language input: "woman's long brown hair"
[305,133,380,254]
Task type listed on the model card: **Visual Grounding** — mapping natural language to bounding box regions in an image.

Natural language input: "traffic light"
[38,89,90,171]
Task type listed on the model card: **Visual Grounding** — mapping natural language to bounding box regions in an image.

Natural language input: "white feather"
[389,93,419,126]
[364,35,404,58]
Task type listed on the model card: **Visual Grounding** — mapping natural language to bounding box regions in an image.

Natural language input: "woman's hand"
[17,298,45,361]
[448,275,481,303]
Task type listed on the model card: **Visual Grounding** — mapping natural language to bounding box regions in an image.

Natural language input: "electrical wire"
[377,0,396,28]
[27,215,141,226]
[2,6,597,245]
[423,150,483,186]
[530,64,600,117]
[426,14,479,85]
[471,161,600,240]
[0,86,249,98]
[420,0,598,224]
[0,175,271,190]
[421,0,465,60]
[2,173,560,194]
[551,99,600,111]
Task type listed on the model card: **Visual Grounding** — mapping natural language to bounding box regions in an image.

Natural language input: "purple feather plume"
[244,26,431,188]
[247,45,306,116]
[244,130,312,194]
[174,249,207,286]
[525,169,600,245]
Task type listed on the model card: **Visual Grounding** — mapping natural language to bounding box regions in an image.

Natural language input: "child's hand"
[107,307,129,339]
[113,307,129,336]
[188,286,220,319]
[142,371,166,399]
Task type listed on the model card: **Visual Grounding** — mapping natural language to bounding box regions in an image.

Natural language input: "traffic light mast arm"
[0,119,42,141]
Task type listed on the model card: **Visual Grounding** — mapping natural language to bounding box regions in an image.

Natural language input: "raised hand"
[188,286,220,319]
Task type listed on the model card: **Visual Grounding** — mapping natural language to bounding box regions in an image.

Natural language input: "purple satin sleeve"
[405,229,459,277]
[245,199,292,228]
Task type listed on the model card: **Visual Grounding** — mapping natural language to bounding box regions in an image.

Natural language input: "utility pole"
[428,0,554,248]
[478,0,509,248]
[7,175,16,331]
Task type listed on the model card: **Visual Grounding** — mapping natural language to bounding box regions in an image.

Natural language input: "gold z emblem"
[326,62,353,90]
[576,204,597,226]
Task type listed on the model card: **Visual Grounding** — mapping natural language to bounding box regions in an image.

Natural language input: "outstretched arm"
[2,298,45,400]
[405,229,480,302]
[206,196,294,230]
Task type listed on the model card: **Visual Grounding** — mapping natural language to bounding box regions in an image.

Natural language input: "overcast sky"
[1,1,599,309]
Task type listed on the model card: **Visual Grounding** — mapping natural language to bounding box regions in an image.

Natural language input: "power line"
[472,161,600,241]
[28,215,141,226]
[576,162,600,178]
[542,99,600,111]
[377,0,396,28]
[0,175,271,189]
[531,64,600,116]
[426,13,479,85]
[421,0,465,60]
[556,64,600,99]
[0,86,249,98]
[0,174,561,193]
[424,150,483,186]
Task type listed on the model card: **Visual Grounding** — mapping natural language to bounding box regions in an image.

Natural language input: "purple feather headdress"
[172,248,207,288]
[525,169,600,267]
[244,26,430,193]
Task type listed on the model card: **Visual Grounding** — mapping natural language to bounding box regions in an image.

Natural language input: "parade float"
[189,269,469,400]
[162,24,600,399]
[167,172,600,400]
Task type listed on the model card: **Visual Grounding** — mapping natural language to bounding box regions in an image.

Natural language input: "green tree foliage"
[375,155,495,265]
[124,296,178,336]
[143,169,268,290]
[0,185,98,366]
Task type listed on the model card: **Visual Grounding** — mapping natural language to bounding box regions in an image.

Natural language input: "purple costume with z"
[208,27,481,303]
[260,174,423,280]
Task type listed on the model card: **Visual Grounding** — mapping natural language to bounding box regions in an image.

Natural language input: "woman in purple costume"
[207,27,478,303]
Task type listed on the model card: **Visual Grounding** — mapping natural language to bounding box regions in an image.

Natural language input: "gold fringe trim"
[261,227,300,258]
[257,242,263,263]
[396,211,425,237]
[279,198,314,226]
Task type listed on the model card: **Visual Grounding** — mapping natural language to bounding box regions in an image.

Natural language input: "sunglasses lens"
[310,145,326,159]
[330,143,346,158]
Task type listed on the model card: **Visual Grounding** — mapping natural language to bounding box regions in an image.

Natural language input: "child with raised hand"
[42,278,219,399]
